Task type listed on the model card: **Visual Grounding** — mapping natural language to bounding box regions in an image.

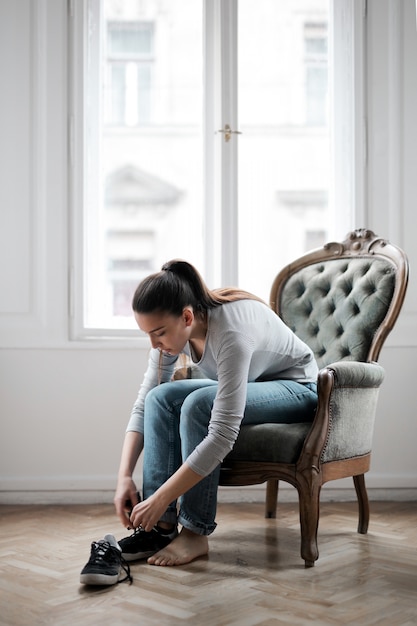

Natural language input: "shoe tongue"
[101,534,121,551]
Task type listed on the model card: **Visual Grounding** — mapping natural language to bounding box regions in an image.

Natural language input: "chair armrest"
[317,361,385,463]
[299,361,385,468]
[325,360,385,388]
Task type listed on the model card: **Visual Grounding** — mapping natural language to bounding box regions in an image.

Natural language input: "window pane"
[237,0,330,301]
[85,0,204,328]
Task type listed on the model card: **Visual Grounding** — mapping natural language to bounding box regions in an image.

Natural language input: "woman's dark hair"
[132,259,264,316]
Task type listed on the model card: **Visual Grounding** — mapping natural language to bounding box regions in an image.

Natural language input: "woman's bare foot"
[147,527,208,566]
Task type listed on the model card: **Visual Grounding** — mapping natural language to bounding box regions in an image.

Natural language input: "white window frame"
[68,0,366,341]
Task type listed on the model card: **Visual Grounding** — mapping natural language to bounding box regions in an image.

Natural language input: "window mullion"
[220,0,239,287]
[330,0,366,237]
[203,0,220,288]
[203,0,239,288]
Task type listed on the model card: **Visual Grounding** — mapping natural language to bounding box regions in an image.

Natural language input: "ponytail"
[132,259,265,316]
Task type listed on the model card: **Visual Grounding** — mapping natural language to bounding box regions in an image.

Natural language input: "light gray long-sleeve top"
[126,299,318,477]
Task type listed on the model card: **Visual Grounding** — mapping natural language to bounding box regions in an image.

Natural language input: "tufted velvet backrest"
[278,257,395,369]
[270,230,409,369]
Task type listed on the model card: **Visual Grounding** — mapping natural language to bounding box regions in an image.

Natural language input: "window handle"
[217,124,242,142]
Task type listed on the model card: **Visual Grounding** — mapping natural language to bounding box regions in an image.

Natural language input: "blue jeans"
[143,379,317,536]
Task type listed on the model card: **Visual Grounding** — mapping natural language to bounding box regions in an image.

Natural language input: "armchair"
[219,229,409,567]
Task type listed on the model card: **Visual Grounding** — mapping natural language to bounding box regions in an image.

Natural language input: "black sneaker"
[80,534,132,586]
[118,526,178,562]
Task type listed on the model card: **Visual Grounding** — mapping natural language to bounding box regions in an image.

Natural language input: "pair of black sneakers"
[80,500,177,586]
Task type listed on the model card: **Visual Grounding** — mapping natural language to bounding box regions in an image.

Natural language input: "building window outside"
[105,21,154,126]
[304,22,328,126]
[305,229,327,251]
[105,165,182,317]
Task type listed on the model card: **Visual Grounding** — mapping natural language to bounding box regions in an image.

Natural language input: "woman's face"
[135,308,193,356]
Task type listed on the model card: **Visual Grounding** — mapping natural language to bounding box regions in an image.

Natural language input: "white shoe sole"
[80,572,119,585]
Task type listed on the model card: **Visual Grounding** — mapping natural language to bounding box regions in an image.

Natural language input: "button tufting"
[366,283,377,296]
[342,281,353,295]
[340,346,351,358]
[296,282,306,297]
[304,301,313,315]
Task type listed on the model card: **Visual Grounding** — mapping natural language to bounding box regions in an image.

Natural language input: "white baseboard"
[1,472,416,505]
[2,473,417,494]
[1,486,416,505]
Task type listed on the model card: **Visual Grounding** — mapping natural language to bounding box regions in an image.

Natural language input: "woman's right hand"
[114,476,140,529]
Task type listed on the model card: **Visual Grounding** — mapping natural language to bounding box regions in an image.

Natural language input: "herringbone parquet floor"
[0,500,416,626]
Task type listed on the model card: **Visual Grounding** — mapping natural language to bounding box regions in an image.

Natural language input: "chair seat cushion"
[224,422,312,465]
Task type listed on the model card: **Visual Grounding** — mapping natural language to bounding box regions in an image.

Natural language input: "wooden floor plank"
[0,501,416,626]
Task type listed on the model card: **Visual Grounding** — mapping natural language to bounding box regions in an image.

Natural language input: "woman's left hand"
[129,493,168,532]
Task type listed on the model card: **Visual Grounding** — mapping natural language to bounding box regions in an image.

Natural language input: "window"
[70,0,362,338]
[72,0,204,332]
[236,1,330,298]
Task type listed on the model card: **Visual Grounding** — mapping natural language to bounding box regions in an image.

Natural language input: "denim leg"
[241,380,318,426]
[178,385,221,536]
[142,379,217,526]
[177,380,317,535]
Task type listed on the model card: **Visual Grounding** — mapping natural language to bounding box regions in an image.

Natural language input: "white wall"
[0,0,416,503]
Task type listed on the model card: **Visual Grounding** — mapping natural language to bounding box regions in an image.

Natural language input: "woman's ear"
[183,307,194,327]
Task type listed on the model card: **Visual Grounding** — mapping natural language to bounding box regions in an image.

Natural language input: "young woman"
[114,259,318,567]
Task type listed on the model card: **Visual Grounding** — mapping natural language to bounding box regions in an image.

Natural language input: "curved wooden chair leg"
[353,474,369,534]
[265,479,279,518]
[298,482,321,567]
